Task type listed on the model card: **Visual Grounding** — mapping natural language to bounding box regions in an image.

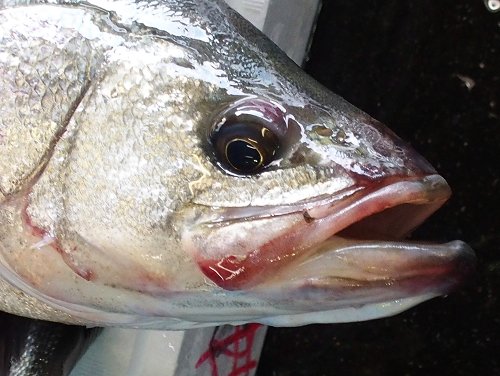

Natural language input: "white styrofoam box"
[225,0,321,65]
[224,0,271,30]
[71,325,267,376]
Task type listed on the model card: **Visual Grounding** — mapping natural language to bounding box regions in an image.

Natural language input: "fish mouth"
[190,174,475,316]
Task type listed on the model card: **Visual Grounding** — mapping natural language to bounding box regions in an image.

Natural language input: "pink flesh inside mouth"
[196,174,474,292]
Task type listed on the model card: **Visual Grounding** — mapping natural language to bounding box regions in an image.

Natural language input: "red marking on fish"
[21,195,95,281]
[196,324,262,376]
[199,255,249,290]
[197,223,309,291]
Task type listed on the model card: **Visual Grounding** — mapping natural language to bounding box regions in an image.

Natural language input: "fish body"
[0,0,474,329]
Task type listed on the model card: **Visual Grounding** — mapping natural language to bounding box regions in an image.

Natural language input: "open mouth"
[190,174,475,298]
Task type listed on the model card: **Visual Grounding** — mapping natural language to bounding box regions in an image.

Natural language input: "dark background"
[258,1,499,375]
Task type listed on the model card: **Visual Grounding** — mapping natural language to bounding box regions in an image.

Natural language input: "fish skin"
[0,0,474,329]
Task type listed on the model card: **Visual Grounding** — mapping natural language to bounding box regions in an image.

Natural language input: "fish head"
[0,0,474,328]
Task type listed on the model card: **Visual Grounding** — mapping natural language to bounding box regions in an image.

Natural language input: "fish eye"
[211,121,280,175]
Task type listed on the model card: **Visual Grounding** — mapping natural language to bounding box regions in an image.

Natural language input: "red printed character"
[196,324,263,376]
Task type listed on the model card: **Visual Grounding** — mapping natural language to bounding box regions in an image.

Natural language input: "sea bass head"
[0,0,474,329]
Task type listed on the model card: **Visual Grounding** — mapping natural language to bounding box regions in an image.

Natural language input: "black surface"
[258,1,499,375]
[0,312,101,376]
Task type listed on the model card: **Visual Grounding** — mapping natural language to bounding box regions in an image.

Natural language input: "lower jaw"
[256,237,475,305]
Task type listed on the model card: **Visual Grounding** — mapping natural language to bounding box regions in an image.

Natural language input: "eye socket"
[211,121,280,175]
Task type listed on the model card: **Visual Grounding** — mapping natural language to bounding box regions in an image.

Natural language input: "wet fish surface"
[0,0,475,329]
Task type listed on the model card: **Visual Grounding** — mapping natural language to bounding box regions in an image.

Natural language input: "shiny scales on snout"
[0,0,474,329]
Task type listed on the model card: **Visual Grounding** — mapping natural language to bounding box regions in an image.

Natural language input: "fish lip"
[261,239,476,298]
[191,173,474,293]
[317,173,452,241]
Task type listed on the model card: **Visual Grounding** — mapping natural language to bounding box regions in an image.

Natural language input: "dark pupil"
[226,139,262,172]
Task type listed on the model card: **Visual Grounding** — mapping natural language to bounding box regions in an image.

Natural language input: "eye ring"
[209,98,289,176]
